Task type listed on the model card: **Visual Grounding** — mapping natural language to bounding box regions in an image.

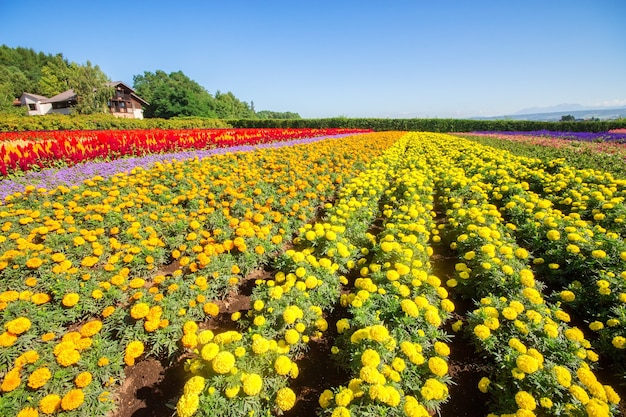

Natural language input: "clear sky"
[1,0,625,118]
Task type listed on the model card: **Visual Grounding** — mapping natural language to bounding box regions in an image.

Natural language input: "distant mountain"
[472,106,626,122]
[512,103,586,115]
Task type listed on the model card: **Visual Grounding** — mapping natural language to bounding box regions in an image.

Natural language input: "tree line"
[0,45,300,119]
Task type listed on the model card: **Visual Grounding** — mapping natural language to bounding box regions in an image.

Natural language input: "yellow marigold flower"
[335,387,354,407]
[251,337,269,355]
[203,302,219,317]
[274,355,292,375]
[392,357,406,372]
[585,398,610,417]
[61,389,84,411]
[515,390,537,410]
[285,328,300,345]
[516,354,539,374]
[331,406,351,417]
[478,376,490,393]
[39,394,61,414]
[125,340,144,361]
[212,351,235,374]
[55,348,81,367]
[242,373,263,396]
[176,393,200,417]
[421,378,447,401]
[74,371,92,388]
[361,349,381,367]
[434,341,450,356]
[98,357,110,367]
[130,302,150,320]
[611,336,626,349]
[183,376,205,396]
[401,299,420,317]
[28,367,52,389]
[369,324,390,342]
[428,356,448,377]
[546,230,560,241]
[6,317,31,335]
[553,365,572,387]
[569,384,590,405]
[604,385,621,404]
[62,293,80,307]
[474,324,491,340]
[225,384,240,398]
[591,250,607,259]
[319,389,334,408]
[336,319,350,334]
[276,387,296,411]
[201,343,220,361]
[1,369,21,392]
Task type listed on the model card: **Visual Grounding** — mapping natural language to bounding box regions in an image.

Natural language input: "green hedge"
[226,117,626,132]
[0,114,230,132]
[2,114,625,132]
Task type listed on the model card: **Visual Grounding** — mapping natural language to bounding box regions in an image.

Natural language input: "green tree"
[38,55,73,97]
[560,114,576,122]
[212,90,255,119]
[256,110,301,119]
[133,70,216,118]
[68,61,111,114]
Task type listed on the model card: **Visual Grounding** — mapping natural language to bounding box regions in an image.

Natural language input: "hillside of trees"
[0,45,300,119]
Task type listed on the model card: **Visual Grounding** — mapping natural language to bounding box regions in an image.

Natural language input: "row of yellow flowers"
[429,133,621,416]
[319,132,454,417]
[174,132,406,416]
[0,132,399,417]
[444,136,626,368]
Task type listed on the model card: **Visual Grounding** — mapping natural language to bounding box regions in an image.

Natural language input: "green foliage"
[255,110,301,119]
[37,55,73,97]
[227,117,626,132]
[0,113,230,131]
[133,70,218,119]
[68,61,112,114]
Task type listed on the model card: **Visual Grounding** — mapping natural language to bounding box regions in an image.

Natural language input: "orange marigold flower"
[39,394,61,414]
[6,317,31,334]
[1,369,21,392]
[102,306,115,317]
[15,350,39,367]
[17,407,39,417]
[31,293,51,305]
[62,293,80,307]
[55,348,81,367]
[26,257,44,269]
[0,331,18,347]
[28,367,52,389]
[61,388,84,411]
[74,371,92,388]
[41,332,55,342]
[79,320,103,337]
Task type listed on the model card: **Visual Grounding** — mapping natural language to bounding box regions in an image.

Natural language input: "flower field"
[0,129,624,417]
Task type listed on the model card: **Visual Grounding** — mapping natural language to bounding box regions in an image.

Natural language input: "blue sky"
[1,0,625,118]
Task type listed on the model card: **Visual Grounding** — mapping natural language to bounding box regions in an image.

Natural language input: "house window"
[28,104,37,111]
[116,90,123,98]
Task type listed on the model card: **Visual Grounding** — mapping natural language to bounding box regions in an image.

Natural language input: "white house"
[17,81,148,119]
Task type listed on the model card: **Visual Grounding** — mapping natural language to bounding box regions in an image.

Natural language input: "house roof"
[107,81,149,106]
[42,89,77,103]
[20,92,49,102]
